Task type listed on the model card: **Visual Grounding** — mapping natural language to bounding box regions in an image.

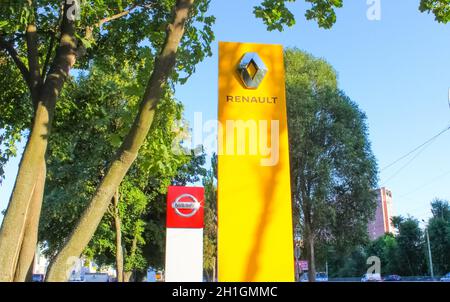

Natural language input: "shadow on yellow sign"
[217,41,294,282]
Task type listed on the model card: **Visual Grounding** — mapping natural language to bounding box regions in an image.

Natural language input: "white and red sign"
[165,186,204,282]
[166,186,204,229]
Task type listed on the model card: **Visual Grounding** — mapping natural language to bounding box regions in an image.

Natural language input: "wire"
[381,125,450,172]
[397,169,450,199]
[381,138,436,185]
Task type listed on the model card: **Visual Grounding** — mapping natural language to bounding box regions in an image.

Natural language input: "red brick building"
[368,187,396,240]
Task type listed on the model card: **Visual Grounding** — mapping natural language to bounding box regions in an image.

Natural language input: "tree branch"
[0,36,31,87]
[78,4,139,58]
[97,6,138,28]
[84,3,155,42]
[26,24,42,107]
[41,32,56,81]
[96,2,157,28]
[41,1,78,108]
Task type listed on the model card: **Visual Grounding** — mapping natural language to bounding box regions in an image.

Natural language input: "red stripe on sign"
[166,186,204,229]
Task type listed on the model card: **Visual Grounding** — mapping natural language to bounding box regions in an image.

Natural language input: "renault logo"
[172,194,201,218]
[237,52,268,89]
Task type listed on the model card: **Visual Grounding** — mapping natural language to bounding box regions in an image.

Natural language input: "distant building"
[368,187,396,240]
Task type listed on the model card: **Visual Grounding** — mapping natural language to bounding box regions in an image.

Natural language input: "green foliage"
[0,54,31,182]
[85,180,150,272]
[38,55,191,273]
[365,233,399,275]
[254,0,343,31]
[254,0,296,31]
[430,198,450,221]
[332,216,427,278]
[395,216,427,276]
[327,201,450,278]
[286,49,378,271]
[419,0,450,23]
[336,216,427,278]
[172,148,207,186]
[202,153,217,281]
[0,0,215,165]
[0,1,215,78]
[391,216,403,230]
[427,199,450,275]
[304,0,343,29]
[285,48,338,91]
[327,245,367,277]
[39,52,211,275]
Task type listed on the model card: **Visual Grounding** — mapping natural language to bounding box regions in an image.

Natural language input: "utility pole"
[422,219,434,279]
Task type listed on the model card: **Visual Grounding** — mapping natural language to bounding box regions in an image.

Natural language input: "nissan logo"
[171,194,201,218]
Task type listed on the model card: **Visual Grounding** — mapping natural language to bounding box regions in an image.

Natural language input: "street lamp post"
[422,219,434,279]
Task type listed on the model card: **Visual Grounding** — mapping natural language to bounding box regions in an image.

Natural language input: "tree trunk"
[0,2,77,281]
[113,189,124,282]
[123,234,138,283]
[0,103,52,282]
[13,162,46,282]
[123,271,133,282]
[305,220,316,282]
[300,180,316,282]
[45,0,195,282]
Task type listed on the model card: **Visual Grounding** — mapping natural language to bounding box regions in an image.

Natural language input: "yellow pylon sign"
[217,41,294,282]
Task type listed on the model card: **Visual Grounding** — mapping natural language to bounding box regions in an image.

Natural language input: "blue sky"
[1,0,450,225]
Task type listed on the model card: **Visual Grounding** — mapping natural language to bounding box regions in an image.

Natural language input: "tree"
[394,216,427,276]
[202,153,217,281]
[0,0,214,281]
[430,199,450,221]
[0,1,212,280]
[1,0,345,281]
[419,0,450,23]
[391,216,404,230]
[285,49,378,281]
[38,56,197,281]
[427,199,450,275]
[327,199,449,279]
[0,2,78,280]
[254,0,344,31]
[328,245,367,278]
[14,0,206,282]
[365,233,399,275]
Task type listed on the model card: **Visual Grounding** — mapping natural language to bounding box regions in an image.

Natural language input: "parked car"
[383,275,401,282]
[299,272,328,282]
[416,276,436,282]
[316,272,328,282]
[31,274,45,282]
[83,273,109,282]
[440,273,450,282]
[361,273,382,282]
